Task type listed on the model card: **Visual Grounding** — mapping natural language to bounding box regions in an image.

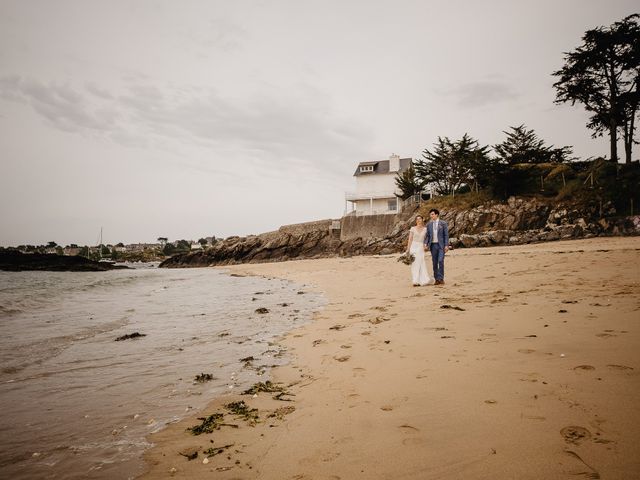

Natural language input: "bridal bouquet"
[397,252,415,265]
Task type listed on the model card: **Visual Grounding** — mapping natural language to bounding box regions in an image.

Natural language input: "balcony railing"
[345,191,398,201]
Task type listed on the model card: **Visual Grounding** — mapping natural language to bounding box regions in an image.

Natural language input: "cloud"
[0,75,373,178]
[1,75,119,133]
[444,79,520,108]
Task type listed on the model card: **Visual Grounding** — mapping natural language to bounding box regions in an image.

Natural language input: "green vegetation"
[553,14,640,164]
[415,159,639,217]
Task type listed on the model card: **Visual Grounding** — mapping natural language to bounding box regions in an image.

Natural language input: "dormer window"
[359,165,374,173]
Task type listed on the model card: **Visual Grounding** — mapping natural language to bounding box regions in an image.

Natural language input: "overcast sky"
[1,0,637,246]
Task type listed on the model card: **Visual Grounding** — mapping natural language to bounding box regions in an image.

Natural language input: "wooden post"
[561,172,566,187]
[540,175,544,191]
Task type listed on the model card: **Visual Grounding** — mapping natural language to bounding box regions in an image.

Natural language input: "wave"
[0,305,23,316]
[0,317,131,378]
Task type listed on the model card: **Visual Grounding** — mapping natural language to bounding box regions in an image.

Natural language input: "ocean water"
[0,264,324,479]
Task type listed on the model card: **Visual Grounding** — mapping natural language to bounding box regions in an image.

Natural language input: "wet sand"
[141,236,640,479]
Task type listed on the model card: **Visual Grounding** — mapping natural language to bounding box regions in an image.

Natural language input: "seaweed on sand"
[242,380,285,395]
[225,401,259,424]
[187,413,224,435]
[194,373,214,383]
[203,444,235,457]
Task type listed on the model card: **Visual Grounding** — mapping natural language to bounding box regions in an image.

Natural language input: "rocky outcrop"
[447,200,639,248]
[0,251,129,271]
[160,198,640,268]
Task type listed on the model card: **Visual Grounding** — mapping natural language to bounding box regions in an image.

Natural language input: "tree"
[414,134,491,195]
[157,237,168,246]
[394,162,423,200]
[162,243,176,256]
[553,14,640,163]
[493,125,575,164]
[47,241,57,248]
[198,238,208,246]
[175,240,191,252]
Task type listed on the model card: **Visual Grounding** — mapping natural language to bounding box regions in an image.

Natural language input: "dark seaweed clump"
[187,413,224,435]
[115,332,146,341]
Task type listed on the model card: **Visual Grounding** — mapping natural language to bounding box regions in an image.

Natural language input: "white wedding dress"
[409,226,433,286]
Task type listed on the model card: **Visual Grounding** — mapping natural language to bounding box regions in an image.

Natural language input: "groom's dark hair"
[429,208,440,216]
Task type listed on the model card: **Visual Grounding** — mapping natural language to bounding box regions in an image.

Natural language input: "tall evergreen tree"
[493,125,575,164]
[394,163,423,200]
[553,14,640,163]
[415,134,491,195]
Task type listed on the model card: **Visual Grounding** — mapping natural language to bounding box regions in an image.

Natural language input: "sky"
[0,0,637,246]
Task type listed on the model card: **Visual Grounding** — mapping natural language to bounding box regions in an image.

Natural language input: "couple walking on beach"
[406,208,449,286]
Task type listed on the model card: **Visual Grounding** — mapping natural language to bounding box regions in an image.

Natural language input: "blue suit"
[424,219,449,281]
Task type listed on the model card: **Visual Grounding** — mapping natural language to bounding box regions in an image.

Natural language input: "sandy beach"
[141,236,640,480]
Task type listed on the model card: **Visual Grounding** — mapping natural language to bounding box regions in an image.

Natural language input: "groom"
[424,208,449,285]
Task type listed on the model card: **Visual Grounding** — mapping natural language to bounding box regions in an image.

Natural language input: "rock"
[0,251,130,272]
[255,307,269,314]
[156,197,638,268]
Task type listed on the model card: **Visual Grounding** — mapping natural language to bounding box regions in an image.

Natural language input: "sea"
[0,263,324,479]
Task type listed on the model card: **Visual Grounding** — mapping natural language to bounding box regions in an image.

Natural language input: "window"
[388,199,397,211]
[359,165,374,172]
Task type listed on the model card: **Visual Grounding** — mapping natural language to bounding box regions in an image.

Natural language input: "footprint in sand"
[334,355,351,362]
[368,316,390,325]
[606,364,634,371]
[380,405,394,411]
[402,437,426,446]
[398,424,420,432]
[347,313,365,319]
[596,332,616,338]
[573,365,595,371]
[518,349,536,354]
[371,306,389,312]
[561,426,592,445]
[352,367,367,377]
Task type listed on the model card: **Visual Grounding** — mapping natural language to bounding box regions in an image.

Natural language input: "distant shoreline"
[0,251,129,271]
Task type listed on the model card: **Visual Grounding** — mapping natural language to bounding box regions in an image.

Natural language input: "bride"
[406,215,433,286]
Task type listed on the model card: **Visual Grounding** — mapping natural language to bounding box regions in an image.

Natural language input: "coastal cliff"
[160,197,640,268]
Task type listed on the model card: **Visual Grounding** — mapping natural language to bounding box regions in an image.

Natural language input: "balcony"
[345,190,397,201]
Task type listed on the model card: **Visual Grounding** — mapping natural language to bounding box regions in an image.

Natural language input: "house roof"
[353,157,412,176]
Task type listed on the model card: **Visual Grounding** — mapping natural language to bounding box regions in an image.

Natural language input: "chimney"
[389,153,400,172]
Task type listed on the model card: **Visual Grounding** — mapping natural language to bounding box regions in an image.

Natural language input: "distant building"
[345,154,413,216]
[190,242,203,250]
[63,247,81,256]
[125,243,160,252]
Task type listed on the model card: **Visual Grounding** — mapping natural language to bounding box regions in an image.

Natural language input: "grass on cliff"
[418,191,492,214]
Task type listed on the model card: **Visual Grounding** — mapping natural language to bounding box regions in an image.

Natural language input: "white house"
[345,154,413,215]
